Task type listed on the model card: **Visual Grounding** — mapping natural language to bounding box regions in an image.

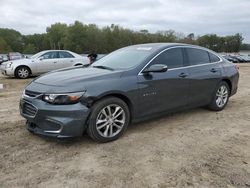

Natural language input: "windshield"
[92,47,153,70]
[30,51,46,59]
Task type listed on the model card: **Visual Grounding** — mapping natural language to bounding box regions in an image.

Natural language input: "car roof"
[127,43,207,52]
[41,50,72,53]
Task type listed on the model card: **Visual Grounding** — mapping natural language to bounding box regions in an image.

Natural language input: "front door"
[137,47,189,117]
[37,51,60,73]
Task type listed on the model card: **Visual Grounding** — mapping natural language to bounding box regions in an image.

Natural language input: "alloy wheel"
[96,104,125,138]
[18,68,29,78]
[216,85,228,108]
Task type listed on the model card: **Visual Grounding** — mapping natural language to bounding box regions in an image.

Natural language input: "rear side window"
[151,48,184,69]
[59,51,74,58]
[209,52,220,63]
[186,48,210,65]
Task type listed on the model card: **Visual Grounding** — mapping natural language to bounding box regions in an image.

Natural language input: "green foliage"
[197,33,244,52]
[23,34,50,52]
[0,37,12,53]
[197,34,223,52]
[64,21,87,53]
[240,43,250,51]
[46,23,67,50]
[23,43,37,54]
[0,22,247,54]
[0,28,23,52]
[224,33,243,52]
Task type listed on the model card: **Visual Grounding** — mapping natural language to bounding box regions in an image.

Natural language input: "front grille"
[25,90,42,98]
[23,102,37,117]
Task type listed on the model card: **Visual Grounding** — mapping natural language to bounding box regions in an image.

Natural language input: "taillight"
[235,64,239,71]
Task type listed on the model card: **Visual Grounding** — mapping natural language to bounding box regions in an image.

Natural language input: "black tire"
[87,97,130,143]
[208,81,230,111]
[28,129,34,134]
[15,66,31,79]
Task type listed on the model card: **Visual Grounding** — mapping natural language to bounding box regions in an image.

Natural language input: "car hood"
[3,59,32,65]
[26,66,123,93]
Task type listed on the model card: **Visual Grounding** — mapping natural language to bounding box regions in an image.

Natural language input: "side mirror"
[142,64,168,74]
[39,57,44,61]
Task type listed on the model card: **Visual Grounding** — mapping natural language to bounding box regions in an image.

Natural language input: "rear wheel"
[15,66,30,79]
[208,81,230,111]
[87,97,130,143]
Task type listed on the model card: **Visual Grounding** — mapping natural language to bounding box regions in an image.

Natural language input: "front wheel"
[208,81,230,111]
[15,66,30,79]
[87,97,130,143]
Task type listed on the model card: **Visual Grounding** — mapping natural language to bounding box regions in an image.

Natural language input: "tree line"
[0,21,247,54]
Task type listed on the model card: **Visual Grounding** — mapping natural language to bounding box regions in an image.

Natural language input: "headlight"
[6,62,13,68]
[43,92,85,105]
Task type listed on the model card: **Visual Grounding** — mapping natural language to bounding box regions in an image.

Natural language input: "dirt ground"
[0,64,250,188]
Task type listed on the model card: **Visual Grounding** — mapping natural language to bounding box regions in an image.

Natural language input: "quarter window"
[59,51,74,58]
[209,52,220,63]
[151,48,184,69]
[186,48,210,65]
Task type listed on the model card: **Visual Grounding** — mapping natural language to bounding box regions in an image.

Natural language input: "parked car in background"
[0,55,8,65]
[20,43,239,142]
[0,56,4,65]
[222,55,239,63]
[239,55,250,62]
[222,54,250,63]
[234,55,247,63]
[7,52,25,61]
[0,50,89,78]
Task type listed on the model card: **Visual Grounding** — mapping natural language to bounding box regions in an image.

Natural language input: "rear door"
[58,51,76,69]
[137,47,189,117]
[185,48,222,106]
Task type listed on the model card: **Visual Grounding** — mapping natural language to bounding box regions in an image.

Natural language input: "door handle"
[210,68,218,73]
[179,72,189,78]
[53,62,57,63]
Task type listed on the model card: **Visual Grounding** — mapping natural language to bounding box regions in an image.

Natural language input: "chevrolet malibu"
[20,43,239,142]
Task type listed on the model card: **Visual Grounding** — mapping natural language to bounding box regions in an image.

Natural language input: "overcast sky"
[0,0,250,42]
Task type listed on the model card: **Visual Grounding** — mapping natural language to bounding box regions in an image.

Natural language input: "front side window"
[186,48,210,65]
[59,51,74,58]
[209,52,220,63]
[31,51,45,59]
[40,52,58,59]
[150,48,184,69]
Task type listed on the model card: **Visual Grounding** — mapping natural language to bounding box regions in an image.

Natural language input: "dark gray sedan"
[20,43,239,142]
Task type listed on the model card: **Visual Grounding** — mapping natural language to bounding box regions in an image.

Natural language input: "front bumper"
[20,96,90,138]
[0,65,14,76]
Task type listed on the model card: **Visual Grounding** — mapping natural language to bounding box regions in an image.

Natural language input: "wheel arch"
[93,92,134,122]
[73,63,83,66]
[15,65,32,75]
[221,78,232,95]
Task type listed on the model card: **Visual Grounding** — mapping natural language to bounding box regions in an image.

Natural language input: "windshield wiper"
[93,65,114,71]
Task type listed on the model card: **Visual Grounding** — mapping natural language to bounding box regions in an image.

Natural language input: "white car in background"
[0,50,89,79]
[240,55,250,62]
[8,52,25,61]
